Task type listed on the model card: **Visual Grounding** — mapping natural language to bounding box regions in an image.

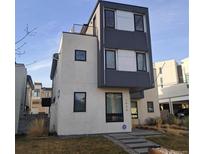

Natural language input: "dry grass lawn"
[16,135,128,154]
[146,134,189,152]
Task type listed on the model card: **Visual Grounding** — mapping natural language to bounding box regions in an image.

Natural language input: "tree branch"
[15,24,37,45]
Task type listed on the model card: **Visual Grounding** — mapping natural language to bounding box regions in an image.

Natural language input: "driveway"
[104,128,162,154]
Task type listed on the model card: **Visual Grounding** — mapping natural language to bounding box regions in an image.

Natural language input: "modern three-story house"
[49,0,160,135]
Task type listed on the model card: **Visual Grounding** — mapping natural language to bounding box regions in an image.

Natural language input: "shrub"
[145,118,156,125]
[160,110,169,124]
[182,116,189,128]
[167,114,176,125]
[27,119,48,137]
[155,117,162,128]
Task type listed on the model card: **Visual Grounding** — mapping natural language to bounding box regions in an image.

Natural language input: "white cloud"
[27,59,51,71]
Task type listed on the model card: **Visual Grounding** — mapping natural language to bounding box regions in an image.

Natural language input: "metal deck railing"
[69,24,97,36]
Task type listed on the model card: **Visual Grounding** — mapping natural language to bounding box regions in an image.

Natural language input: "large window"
[106,93,123,122]
[147,101,154,112]
[131,101,138,119]
[136,53,147,71]
[75,50,86,61]
[74,92,86,112]
[33,89,40,97]
[134,14,144,31]
[105,10,115,28]
[105,50,116,69]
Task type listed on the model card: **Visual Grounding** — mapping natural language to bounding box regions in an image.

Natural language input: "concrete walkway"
[104,129,162,154]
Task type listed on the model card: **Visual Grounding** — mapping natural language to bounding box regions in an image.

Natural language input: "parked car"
[175,108,189,118]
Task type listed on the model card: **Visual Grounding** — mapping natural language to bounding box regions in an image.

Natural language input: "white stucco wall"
[50,33,132,135]
[135,69,160,125]
[181,57,189,83]
[15,64,27,134]
[137,87,160,125]
[158,83,189,103]
[154,60,179,86]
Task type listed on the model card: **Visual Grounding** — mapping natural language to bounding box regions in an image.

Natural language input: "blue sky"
[16,0,188,87]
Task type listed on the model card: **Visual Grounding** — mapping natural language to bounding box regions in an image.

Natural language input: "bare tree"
[15,24,37,56]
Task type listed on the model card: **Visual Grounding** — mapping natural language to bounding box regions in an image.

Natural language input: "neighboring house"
[15,64,34,134]
[25,75,34,112]
[154,58,189,114]
[30,82,51,114]
[15,63,27,134]
[49,0,160,135]
[181,58,189,83]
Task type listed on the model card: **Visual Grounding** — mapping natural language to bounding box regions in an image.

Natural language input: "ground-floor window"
[147,101,154,112]
[105,93,124,122]
[74,92,86,112]
[131,101,138,119]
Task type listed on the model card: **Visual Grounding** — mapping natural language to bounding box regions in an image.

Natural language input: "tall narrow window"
[106,93,123,122]
[105,10,115,28]
[160,78,163,88]
[159,67,162,74]
[134,14,144,31]
[105,50,116,69]
[136,53,147,71]
[74,92,86,112]
[147,101,154,112]
[131,101,138,119]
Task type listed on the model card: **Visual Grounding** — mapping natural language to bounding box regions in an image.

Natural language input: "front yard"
[16,135,128,154]
[147,133,189,152]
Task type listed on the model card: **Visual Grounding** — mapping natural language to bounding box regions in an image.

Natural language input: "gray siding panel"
[105,70,151,88]
[105,29,148,51]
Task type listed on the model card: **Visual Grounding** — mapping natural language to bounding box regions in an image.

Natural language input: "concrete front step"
[129,132,161,137]
[108,134,137,140]
[126,141,160,149]
[120,138,147,144]
[134,148,149,154]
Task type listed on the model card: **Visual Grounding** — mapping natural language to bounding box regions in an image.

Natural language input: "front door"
[131,101,138,128]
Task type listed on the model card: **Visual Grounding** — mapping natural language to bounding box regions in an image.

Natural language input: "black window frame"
[147,101,154,113]
[75,50,87,61]
[73,92,86,112]
[134,14,144,32]
[105,50,116,70]
[136,52,147,72]
[105,92,124,122]
[105,9,115,29]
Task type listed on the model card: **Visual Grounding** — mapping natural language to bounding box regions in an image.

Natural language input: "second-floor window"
[75,50,86,61]
[105,50,116,69]
[159,67,162,74]
[134,14,144,31]
[105,10,115,28]
[136,53,147,71]
[33,89,40,97]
